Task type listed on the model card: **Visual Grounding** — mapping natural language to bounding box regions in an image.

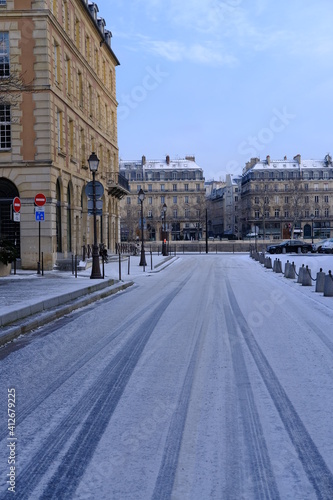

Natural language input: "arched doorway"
[303,223,311,239]
[56,179,62,253]
[0,177,20,257]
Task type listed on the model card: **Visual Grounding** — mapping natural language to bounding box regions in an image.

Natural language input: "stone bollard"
[323,271,333,297]
[297,264,305,284]
[301,265,312,286]
[316,268,326,293]
[259,253,265,264]
[284,260,290,277]
[265,256,272,269]
[273,258,282,273]
[284,260,296,279]
[297,247,302,254]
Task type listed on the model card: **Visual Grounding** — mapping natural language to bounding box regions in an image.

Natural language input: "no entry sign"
[13,197,21,213]
[35,193,46,207]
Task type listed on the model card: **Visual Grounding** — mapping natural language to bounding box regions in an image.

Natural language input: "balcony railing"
[107,172,130,199]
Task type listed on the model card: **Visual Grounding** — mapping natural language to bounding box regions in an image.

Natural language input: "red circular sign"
[13,196,21,213]
[35,193,46,207]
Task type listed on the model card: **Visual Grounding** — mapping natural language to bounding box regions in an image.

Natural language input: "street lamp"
[88,152,102,279]
[162,203,167,256]
[138,188,147,266]
[311,213,315,244]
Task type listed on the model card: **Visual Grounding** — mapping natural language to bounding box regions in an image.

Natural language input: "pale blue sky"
[97,0,333,180]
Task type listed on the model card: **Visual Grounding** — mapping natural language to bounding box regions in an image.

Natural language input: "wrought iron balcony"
[107,172,130,199]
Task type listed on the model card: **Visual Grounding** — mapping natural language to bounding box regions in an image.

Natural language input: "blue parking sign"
[35,210,45,221]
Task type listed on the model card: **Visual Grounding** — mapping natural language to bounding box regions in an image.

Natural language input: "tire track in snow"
[226,279,333,500]
[224,302,280,500]
[151,320,204,500]
[13,279,188,500]
[0,298,158,443]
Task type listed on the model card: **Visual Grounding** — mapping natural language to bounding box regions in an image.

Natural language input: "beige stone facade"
[0,0,124,269]
[240,154,333,240]
[120,156,206,242]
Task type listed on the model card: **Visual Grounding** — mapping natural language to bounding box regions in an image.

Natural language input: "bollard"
[301,265,312,286]
[284,260,290,277]
[286,261,296,279]
[128,255,130,275]
[323,271,333,297]
[315,268,326,293]
[297,264,305,284]
[264,256,272,269]
[273,258,282,273]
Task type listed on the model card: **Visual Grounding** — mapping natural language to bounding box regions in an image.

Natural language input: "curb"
[0,280,134,347]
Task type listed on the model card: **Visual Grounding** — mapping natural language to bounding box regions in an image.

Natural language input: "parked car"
[311,239,329,253]
[321,238,333,254]
[266,240,312,254]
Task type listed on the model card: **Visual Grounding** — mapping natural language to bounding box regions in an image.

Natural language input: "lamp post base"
[139,247,147,266]
[90,245,102,279]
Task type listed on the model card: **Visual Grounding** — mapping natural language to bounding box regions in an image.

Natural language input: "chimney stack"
[142,155,146,165]
[166,155,170,165]
[293,154,301,164]
[266,155,270,165]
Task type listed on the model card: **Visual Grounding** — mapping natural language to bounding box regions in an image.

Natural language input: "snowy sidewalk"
[0,253,176,346]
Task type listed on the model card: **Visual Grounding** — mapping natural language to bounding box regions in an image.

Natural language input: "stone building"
[120,155,206,242]
[0,0,127,269]
[205,175,240,239]
[240,154,333,240]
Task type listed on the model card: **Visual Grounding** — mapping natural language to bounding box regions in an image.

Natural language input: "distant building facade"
[206,175,240,239]
[120,156,205,241]
[0,0,126,269]
[240,154,333,239]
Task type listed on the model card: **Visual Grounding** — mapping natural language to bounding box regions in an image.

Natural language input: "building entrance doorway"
[0,177,20,257]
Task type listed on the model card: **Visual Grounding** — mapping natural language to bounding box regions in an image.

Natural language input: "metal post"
[119,251,121,280]
[139,193,146,267]
[42,252,44,276]
[206,208,208,254]
[128,255,130,275]
[75,254,78,278]
[37,221,41,274]
[90,169,102,279]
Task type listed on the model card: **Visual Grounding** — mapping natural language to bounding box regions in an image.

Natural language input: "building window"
[148,197,152,205]
[275,209,280,218]
[69,118,74,157]
[184,196,189,204]
[0,104,11,149]
[65,56,71,95]
[265,210,270,218]
[305,195,309,203]
[184,184,189,191]
[185,209,190,218]
[284,211,289,218]
[78,71,83,107]
[148,184,152,192]
[324,183,329,191]
[284,196,288,204]
[305,210,309,218]
[255,210,259,219]
[196,184,200,191]
[54,41,60,84]
[173,184,177,191]
[315,208,319,217]
[324,195,329,203]
[255,196,259,204]
[173,196,177,204]
[161,184,165,191]
[325,208,329,217]
[161,196,165,203]
[0,32,10,77]
[126,197,131,205]
[75,18,80,49]
[314,195,319,203]
[314,183,319,191]
[148,210,152,218]
[173,210,177,218]
[284,184,288,191]
[57,109,63,150]
[137,185,141,192]
[305,184,309,191]
[323,171,329,180]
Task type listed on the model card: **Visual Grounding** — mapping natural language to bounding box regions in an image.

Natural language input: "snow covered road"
[1,254,333,499]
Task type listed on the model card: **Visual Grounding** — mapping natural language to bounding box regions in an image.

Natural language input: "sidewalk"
[0,253,176,347]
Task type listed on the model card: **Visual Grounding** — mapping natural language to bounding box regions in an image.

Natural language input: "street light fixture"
[138,188,147,266]
[162,203,167,256]
[311,213,315,244]
[88,152,102,279]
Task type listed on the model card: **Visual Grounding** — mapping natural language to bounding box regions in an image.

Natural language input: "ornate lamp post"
[162,203,167,256]
[88,152,102,279]
[138,188,147,266]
